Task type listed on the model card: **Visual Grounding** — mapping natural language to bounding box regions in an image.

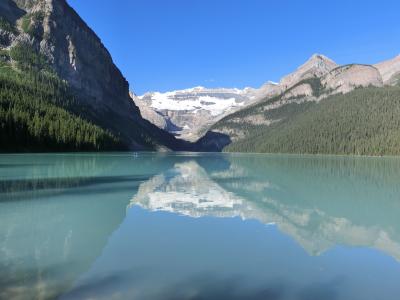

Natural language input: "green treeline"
[224,87,400,156]
[9,43,49,71]
[0,45,124,152]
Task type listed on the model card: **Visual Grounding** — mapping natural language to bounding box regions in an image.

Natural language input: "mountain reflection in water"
[131,155,400,260]
[0,153,400,300]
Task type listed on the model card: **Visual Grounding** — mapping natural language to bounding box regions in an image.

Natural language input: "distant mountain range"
[131,86,262,141]
[1,0,400,155]
[131,82,285,141]
[134,53,400,144]
[133,53,400,155]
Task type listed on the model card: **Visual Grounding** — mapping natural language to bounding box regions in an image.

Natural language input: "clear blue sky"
[67,0,400,95]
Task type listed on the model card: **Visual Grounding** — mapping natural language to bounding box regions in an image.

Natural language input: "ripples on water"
[1,153,400,300]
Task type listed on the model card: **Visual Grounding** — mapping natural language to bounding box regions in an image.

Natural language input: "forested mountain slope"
[0,0,186,152]
[206,53,400,155]
[218,86,400,155]
[0,46,123,151]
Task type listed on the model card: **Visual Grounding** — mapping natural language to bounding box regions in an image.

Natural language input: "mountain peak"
[303,53,337,67]
[310,53,331,60]
[280,53,337,89]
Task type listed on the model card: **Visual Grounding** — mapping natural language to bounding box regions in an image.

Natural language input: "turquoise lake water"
[1,152,400,300]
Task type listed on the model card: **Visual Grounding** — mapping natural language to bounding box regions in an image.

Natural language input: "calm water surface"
[1,153,400,300]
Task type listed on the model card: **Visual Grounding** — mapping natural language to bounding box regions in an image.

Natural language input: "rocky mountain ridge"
[133,53,400,144]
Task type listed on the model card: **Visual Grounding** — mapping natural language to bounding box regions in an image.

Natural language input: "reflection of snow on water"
[130,159,400,261]
[130,161,246,218]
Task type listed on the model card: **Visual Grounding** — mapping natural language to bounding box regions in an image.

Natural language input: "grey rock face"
[282,83,314,100]
[2,0,180,150]
[374,55,400,85]
[0,29,15,47]
[32,0,130,110]
[280,54,338,89]
[322,64,383,95]
[256,81,282,98]
[129,92,168,130]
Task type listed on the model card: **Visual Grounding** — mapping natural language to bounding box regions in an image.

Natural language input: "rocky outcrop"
[282,83,314,100]
[253,81,282,99]
[280,54,338,90]
[374,54,400,85]
[322,64,383,95]
[129,92,168,130]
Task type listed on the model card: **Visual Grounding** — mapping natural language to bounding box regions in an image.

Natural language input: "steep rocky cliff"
[0,0,183,150]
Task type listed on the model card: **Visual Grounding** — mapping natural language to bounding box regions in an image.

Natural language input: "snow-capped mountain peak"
[138,87,253,116]
[132,86,266,141]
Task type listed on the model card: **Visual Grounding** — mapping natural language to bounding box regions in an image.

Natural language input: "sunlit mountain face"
[2,153,400,300]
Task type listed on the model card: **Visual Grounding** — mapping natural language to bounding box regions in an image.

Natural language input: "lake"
[1,153,400,300]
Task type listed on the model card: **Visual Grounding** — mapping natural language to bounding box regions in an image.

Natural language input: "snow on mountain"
[132,86,268,141]
[129,160,400,261]
[131,56,338,143]
[131,53,400,144]
[139,86,251,116]
[139,86,257,112]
